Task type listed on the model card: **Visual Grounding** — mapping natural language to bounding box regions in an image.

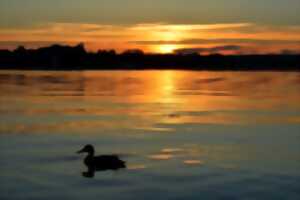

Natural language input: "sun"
[156,44,178,54]
[148,28,182,54]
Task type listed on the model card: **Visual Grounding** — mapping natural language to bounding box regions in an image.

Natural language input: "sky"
[0,0,300,54]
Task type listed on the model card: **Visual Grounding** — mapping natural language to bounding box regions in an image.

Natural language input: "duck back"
[85,155,126,170]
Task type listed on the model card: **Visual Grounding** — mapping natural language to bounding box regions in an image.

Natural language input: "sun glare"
[156,44,178,54]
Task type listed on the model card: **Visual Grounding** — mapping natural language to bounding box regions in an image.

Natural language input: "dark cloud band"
[131,39,300,45]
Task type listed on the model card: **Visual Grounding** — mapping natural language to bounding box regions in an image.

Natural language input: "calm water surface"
[0,70,300,200]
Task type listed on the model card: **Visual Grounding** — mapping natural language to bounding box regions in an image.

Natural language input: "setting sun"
[156,44,179,54]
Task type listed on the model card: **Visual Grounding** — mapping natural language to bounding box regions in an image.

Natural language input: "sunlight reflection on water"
[0,70,300,134]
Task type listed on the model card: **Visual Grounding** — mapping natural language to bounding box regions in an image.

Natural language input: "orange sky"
[0,22,300,54]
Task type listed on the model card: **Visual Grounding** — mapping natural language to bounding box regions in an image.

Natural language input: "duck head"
[77,144,95,155]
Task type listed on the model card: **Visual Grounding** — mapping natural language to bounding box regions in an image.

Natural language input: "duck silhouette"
[77,144,126,178]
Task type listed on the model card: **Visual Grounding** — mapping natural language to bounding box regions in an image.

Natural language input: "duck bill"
[77,148,85,154]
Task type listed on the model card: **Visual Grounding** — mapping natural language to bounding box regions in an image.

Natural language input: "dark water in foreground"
[0,70,300,200]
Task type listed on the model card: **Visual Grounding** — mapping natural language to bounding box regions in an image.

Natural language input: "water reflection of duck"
[77,144,126,178]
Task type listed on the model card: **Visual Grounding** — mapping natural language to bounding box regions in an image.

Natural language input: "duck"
[77,144,126,177]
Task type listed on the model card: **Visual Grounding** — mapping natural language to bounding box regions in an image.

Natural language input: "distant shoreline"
[1,44,299,71]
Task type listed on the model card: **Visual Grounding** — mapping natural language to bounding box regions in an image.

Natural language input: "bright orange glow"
[160,71,176,103]
[156,44,179,53]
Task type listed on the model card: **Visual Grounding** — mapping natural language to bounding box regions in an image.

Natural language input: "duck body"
[78,144,126,174]
[84,154,126,170]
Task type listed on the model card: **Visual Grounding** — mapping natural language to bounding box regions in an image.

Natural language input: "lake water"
[0,70,300,200]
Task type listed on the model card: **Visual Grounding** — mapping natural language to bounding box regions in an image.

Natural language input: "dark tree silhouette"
[0,43,299,71]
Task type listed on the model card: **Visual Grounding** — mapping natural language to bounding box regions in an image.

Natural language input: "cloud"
[0,41,78,50]
[1,0,300,28]
[174,45,243,54]
[129,23,251,31]
[280,49,300,55]
[132,38,300,45]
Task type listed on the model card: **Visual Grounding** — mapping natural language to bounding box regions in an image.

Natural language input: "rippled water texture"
[0,70,300,200]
